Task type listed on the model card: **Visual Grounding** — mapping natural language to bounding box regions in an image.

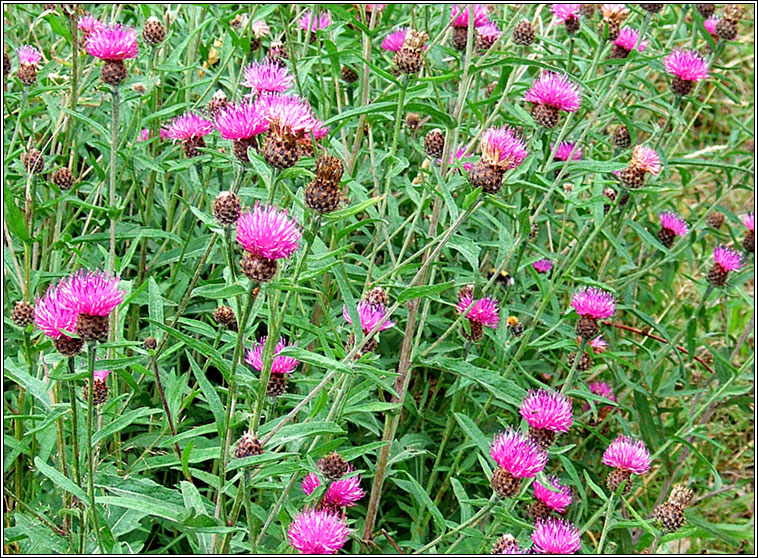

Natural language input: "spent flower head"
[630,145,662,175]
[481,126,529,170]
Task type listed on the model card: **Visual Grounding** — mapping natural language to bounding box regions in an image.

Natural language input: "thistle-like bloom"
[533,476,574,513]
[86,24,139,60]
[550,4,581,24]
[457,289,499,329]
[137,127,169,143]
[242,61,294,94]
[704,16,719,39]
[60,270,124,317]
[553,141,582,161]
[302,469,366,508]
[490,427,548,478]
[531,517,582,555]
[589,336,607,354]
[602,436,651,475]
[438,147,474,171]
[236,203,302,260]
[17,45,42,67]
[533,259,553,274]
[600,4,629,19]
[255,93,318,136]
[571,287,616,319]
[476,22,502,44]
[583,381,615,412]
[246,337,299,374]
[664,49,710,82]
[614,27,649,52]
[78,15,105,37]
[630,145,662,175]
[251,20,270,38]
[215,101,269,140]
[94,369,111,382]
[658,211,689,237]
[450,4,490,27]
[525,72,581,112]
[287,509,350,554]
[165,111,214,141]
[520,389,573,433]
[34,285,77,339]
[300,10,331,32]
[713,244,742,271]
[342,300,395,333]
[381,29,408,52]
[742,212,755,232]
[481,127,528,170]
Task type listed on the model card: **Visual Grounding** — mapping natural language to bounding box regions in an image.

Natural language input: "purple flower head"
[589,336,607,354]
[457,290,500,329]
[533,259,553,274]
[531,517,582,555]
[60,270,124,317]
[630,145,662,175]
[254,93,317,136]
[490,427,548,478]
[481,126,528,170]
[602,435,651,474]
[243,61,294,94]
[550,4,581,24]
[552,141,582,161]
[450,4,490,28]
[94,368,111,382]
[742,212,754,232]
[246,337,299,375]
[713,244,742,272]
[342,300,395,333]
[34,285,78,339]
[86,24,139,61]
[570,287,616,319]
[300,10,331,32]
[165,111,214,141]
[583,381,616,412]
[302,473,320,495]
[236,203,302,260]
[302,468,366,508]
[477,22,502,42]
[664,49,709,82]
[658,210,689,237]
[533,476,573,513]
[311,120,330,140]
[519,389,573,432]
[251,20,270,38]
[287,509,349,554]
[525,72,581,112]
[78,15,105,36]
[17,45,42,67]
[614,27,649,52]
[137,127,169,143]
[438,147,474,171]
[215,101,269,140]
[704,15,719,38]
[381,28,408,52]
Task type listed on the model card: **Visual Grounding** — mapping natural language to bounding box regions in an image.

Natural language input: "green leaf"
[324,195,386,221]
[150,320,230,377]
[187,353,226,438]
[432,357,525,406]
[394,472,447,533]
[3,186,31,243]
[61,107,109,138]
[148,277,165,339]
[397,281,456,304]
[453,412,491,457]
[93,408,158,445]
[34,457,89,505]
[181,441,194,481]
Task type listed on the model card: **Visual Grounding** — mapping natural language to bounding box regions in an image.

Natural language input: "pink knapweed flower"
[550,4,581,24]
[664,49,709,82]
[457,289,499,329]
[17,45,42,67]
[713,244,742,271]
[78,15,105,37]
[583,381,615,413]
[533,259,553,274]
[215,101,269,140]
[246,337,299,375]
[93,368,111,382]
[60,270,124,317]
[287,509,349,554]
[658,211,689,237]
[525,72,581,113]
[438,147,474,171]
[86,24,139,60]
[704,15,719,39]
[571,287,616,319]
[531,517,582,555]
[381,28,408,52]
[533,476,573,513]
[165,112,214,141]
[251,20,270,38]
[742,212,754,232]
[520,389,573,433]
[490,427,548,478]
[137,128,169,143]
[236,203,301,260]
[343,300,395,333]
[630,145,662,175]
[302,469,366,508]
[589,336,607,354]
[300,10,331,32]
[600,4,629,19]
[476,22,502,43]
[255,93,317,136]
[450,4,490,28]
[481,126,528,170]
[553,141,582,161]
[602,436,651,475]
[34,285,78,339]
[243,61,294,94]
[614,27,649,52]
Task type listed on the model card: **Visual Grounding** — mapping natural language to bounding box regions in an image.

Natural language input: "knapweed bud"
[52,167,74,190]
[144,336,157,350]
[393,29,427,75]
[22,149,45,174]
[424,129,445,159]
[12,300,34,327]
[512,20,535,46]
[340,65,358,83]
[213,191,242,226]
[234,431,263,459]
[318,451,349,480]
[142,16,166,46]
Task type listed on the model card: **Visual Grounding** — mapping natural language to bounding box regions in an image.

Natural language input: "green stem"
[597,494,615,553]
[413,496,498,554]
[86,344,104,552]
[561,338,587,395]
[151,357,183,464]
[109,87,120,276]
